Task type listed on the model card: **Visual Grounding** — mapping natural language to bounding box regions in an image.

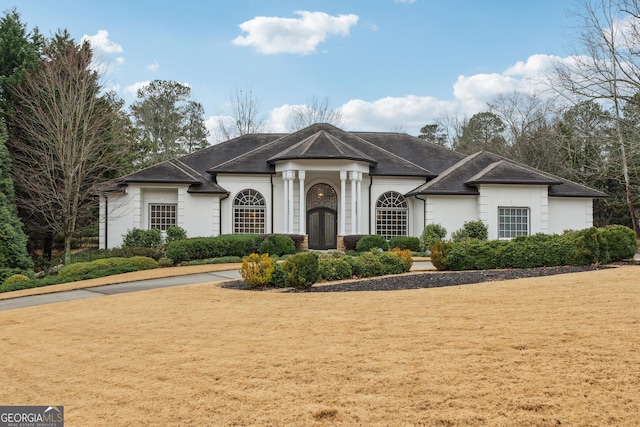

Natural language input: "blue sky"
[9,0,578,141]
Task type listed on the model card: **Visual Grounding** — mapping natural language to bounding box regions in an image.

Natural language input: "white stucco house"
[98,123,606,250]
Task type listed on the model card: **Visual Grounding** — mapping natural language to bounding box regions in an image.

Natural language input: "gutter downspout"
[414,177,429,230]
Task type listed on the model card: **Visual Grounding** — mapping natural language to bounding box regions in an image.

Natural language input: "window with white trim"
[375,191,408,239]
[498,207,529,239]
[149,204,177,230]
[234,189,266,234]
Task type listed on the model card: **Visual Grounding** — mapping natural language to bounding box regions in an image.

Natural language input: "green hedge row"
[58,256,159,277]
[166,234,261,264]
[433,225,637,271]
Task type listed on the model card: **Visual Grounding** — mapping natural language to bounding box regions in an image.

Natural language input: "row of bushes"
[1,256,159,293]
[431,225,637,271]
[240,248,413,289]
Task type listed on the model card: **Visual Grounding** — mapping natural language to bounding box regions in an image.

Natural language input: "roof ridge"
[171,159,204,182]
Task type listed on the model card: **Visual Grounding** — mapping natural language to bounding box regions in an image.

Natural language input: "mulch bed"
[222,265,612,293]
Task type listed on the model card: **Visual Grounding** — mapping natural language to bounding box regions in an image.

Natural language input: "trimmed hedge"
[436,226,637,271]
[58,256,158,277]
[122,228,163,248]
[356,235,389,252]
[166,234,261,264]
[388,236,421,252]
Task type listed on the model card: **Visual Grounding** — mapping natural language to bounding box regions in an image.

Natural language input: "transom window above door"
[307,183,337,210]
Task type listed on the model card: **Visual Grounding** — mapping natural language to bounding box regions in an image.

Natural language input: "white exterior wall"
[426,196,478,240]
[548,197,594,233]
[100,191,135,249]
[478,185,548,240]
[184,194,220,238]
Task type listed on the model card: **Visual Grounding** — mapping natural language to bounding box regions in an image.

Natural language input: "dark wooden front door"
[307,207,337,250]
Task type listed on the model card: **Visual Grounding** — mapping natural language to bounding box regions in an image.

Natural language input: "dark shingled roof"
[208,123,439,177]
[267,130,377,164]
[407,151,607,198]
[98,124,606,199]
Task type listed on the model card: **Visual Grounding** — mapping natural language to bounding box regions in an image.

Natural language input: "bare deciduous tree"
[7,32,131,264]
[286,96,343,131]
[215,87,266,142]
[553,0,640,235]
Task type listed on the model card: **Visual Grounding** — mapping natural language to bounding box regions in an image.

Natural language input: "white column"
[288,173,295,234]
[350,171,357,234]
[283,172,289,233]
[355,172,362,234]
[298,171,305,234]
[340,171,347,235]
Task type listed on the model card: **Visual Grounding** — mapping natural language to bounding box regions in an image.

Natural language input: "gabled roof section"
[97,159,228,194]
[208,123,435,177]
[408,151,607,198]
[267,130,377,164]
[466,160,563,186]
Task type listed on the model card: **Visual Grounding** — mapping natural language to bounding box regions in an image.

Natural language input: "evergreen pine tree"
[0,118,33,282]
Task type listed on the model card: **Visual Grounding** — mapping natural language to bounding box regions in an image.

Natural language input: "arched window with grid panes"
[233,189,266,234]
[375,191,408,239]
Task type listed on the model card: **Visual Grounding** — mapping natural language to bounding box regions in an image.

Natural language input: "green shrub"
[2,273,30,287]
[377,251,406,275]
[343,235,366,251]
[259,234,296,256]
[240,253,275,288]
[122,228,163,248]
[348,252,384,278]
[286,234,306,251]
[71,247,164,262]
[214,234,262,257]
[451,221,488,242]
[601,225,637,261]
[430,240,452,271]
[420,223,447,250]
[356,235,389,252]
[158,257,174,267]
[388,236,421,252]
[282,252,319,289]
[165,226,187,243]
[269,263,287,287]
[390,247,413,271]
[318,257,353,281]
[446,239,507,270]
[58,256,158,278]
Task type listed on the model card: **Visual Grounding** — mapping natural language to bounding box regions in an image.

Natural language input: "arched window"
[234,189,266,234]
[376,191,408,239]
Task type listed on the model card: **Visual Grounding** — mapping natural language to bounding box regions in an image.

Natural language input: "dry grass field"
[0,266,639,426]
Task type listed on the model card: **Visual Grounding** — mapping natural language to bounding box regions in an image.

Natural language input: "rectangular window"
[149,204,177,231]
[499,207,529,239]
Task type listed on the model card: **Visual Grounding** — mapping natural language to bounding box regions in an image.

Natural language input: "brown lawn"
[0,266,639,426]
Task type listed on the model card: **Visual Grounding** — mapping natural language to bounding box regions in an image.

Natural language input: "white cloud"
[147,60,160,72]
[232,11,359,55]
[124,81,151,96]
[82,30,123,54]
[260,54,564,135]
